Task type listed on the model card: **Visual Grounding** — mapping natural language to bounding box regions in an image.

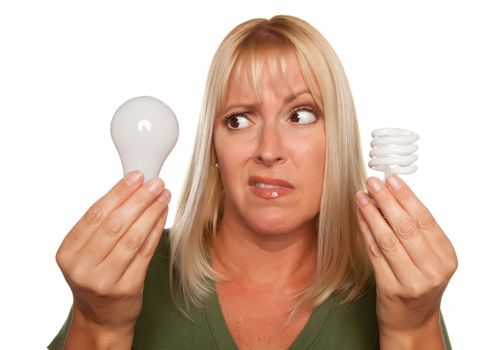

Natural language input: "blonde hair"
[170,15,372,318]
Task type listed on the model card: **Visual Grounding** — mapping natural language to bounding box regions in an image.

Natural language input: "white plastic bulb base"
[111,96,179,180]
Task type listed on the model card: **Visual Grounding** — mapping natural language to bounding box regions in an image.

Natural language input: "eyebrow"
[221,89,312,114]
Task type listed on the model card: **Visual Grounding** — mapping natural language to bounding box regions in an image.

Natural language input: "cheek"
[312,143,326,176]
[214,125,258,165]
[294,136,326,199]
[215,139,246,169]
[295,135,325,171]
[214,134,252,189]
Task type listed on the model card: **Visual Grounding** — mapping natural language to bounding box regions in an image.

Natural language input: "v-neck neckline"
[202,281,339,350]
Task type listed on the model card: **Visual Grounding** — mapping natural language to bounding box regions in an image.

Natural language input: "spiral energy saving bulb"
[111,96,179,180]
[368,128,419,179]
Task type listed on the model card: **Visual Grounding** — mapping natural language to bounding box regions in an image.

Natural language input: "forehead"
[224,49,309,105]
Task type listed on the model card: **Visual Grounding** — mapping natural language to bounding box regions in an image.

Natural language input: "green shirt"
[48,231,451,349]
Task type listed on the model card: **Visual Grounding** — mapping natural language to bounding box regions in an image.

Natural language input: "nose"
[255,120,285,166]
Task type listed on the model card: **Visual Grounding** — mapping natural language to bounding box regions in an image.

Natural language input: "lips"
[248,176,295,200]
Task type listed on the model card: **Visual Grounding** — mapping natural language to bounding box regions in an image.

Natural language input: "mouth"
[248,176,295,200]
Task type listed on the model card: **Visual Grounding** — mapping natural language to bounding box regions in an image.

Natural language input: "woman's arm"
[356,175,457,349]
[49,171,170,349]
[379,311,445,349]
[63,305,135,350]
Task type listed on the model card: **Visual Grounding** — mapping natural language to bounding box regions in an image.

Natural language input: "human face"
[213,52,326,236]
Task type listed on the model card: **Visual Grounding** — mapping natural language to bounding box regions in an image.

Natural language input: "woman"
[49,15,456,349]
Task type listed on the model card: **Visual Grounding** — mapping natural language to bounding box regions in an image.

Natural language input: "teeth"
[255,183,281,189]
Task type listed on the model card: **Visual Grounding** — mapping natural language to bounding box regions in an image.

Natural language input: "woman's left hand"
[356,176,457,347]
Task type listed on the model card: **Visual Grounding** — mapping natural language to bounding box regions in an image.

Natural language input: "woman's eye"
[225,114,251,130]
[289,108,317,125]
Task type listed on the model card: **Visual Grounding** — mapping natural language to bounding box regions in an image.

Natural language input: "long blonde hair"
[170,15,372,318]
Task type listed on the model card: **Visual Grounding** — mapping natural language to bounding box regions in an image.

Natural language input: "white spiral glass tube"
[368,128,419,179]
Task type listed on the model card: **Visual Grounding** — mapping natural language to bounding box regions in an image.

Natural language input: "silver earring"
[215,162,220,168]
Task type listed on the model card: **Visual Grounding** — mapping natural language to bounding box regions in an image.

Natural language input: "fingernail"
[367,177,383,192]
[145,178,163,193]
[356,191,370,206]
[125,170,143,185]
[157,189,171,203]
[387,175,402,190]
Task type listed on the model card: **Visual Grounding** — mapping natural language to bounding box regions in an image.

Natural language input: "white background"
[1,0,484,348]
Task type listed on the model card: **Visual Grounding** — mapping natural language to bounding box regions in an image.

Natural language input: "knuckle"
[380,287,397,300]
[428,270,446,289]
[417,211,436,230]
[70,266,89,287]
[101,216,123,237]
[138,240,157,258]
[444,255,458,277]
[112,181,130,198]
[132,189,151,207]
[122,231,143,251]
[84,204,104,225]
[93,278,112,296]
[379,233,398,252]
[450,258,459,274]
[55,248,69,269]
[407,286,423,300]
[124,278,145,296]
[397,218,418,239]
[368,242,382,257]
[113,281,139,298]
[400,280,423,300]
[397,188,414,203]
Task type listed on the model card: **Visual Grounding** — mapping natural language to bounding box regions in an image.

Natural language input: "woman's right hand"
[56,170,170,339]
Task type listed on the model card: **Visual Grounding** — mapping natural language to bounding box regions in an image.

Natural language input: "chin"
[246,211,316,237]
[250,222,294,236]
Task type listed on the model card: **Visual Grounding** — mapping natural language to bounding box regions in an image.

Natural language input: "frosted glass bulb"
[111,96,179,180]
[368,128,419,179]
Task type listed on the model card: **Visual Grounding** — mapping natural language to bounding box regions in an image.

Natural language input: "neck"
[211,215,317,288]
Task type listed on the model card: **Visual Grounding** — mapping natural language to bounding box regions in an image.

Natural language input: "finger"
[81,178,165,266]
[99,189,171,285]
[356,208,382,259]
[366,177,436,270]
[59,171,144,255]
[139,201,169,260]
[356,208,398,287]
[384,175,456,260]
[356,190,420,284]
[121,197,170,289]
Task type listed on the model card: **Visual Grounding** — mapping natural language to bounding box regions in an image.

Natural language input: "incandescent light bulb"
[111,96,179,180]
